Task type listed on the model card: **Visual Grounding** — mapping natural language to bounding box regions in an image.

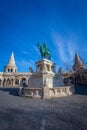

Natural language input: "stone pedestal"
[36,58,56,73]
[28,59,55,88]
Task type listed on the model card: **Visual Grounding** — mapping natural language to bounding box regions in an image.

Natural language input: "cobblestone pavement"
[0,87,87,130]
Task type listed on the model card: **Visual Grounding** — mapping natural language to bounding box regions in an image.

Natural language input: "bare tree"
[63,62,72,72]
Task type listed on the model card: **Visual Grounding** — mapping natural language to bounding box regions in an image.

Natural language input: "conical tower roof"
[4,52,17,72]
[7,52,17,68]
[73,53,86,71]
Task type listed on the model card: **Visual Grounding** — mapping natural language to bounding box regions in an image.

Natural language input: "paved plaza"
[0,86,87,130]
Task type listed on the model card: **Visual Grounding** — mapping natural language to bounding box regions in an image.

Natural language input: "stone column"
[12,79,15,86]
[42,62,47,73]
[49,65,51,72]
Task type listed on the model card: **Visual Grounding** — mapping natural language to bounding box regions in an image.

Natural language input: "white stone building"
[0,52,30,87]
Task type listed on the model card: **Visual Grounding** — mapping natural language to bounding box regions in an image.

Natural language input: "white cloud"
[51,30,77,64]
[32,45,40,55]
[22,51,30,55]
[52,31,68,62]
[16,59,35,72]
[20,59,34,67]
[67,42,75,62]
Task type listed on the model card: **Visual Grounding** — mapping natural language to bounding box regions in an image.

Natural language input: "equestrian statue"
[38,42,51,60]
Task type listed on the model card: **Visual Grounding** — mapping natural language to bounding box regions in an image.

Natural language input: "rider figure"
[43,42,51,59]
[43,43,47,50]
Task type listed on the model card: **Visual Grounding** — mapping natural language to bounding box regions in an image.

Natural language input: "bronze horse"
[38,42,51,60]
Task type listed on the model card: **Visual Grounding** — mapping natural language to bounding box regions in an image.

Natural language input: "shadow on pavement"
[74,85,87,95]
[0,87,19,96]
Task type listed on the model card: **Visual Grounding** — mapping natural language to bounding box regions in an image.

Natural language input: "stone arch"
[3,78,6,87]
[6,78,11,86]
[11,68,13,72]
[15,79,19,86]
[0,79,2,86]
[8,68,10,72]
[21,78,27,87]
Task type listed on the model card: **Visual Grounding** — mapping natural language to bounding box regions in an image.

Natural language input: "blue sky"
[0,0,87,72]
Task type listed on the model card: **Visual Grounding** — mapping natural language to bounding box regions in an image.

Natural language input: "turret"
[73,53,86,72]
[4,52,17,72]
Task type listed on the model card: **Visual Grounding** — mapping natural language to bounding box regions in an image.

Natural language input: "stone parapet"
[49,86,73,98]
[19,85,74,99]
[23,87,43,98]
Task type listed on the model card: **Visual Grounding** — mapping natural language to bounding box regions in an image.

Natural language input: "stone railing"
[49,86,73,98]
[18,85,74,99]
[23,87,43,98]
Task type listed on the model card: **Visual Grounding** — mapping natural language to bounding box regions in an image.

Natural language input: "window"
[8,68,10,72]
[11,69,13,72]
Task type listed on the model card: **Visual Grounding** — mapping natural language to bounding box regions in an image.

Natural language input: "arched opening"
[15,79,19,86]
[0,79,2,86]
[3,78,6,86]
[7,78,11,86]
[22,78,26,87]
[11,68,13,72]
[8,68,10,72]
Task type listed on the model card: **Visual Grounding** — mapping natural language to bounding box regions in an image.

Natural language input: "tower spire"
[4,52,17,72]
[73,52,86,71]
[7,52,16,66]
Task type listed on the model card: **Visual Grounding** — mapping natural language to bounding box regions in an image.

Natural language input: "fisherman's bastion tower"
[72,53,87,85]
[0,52,30,87]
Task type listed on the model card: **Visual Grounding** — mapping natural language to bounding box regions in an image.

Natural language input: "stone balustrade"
[19,85,73,99]
[49,86,73,98]
[23,87,43,98]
